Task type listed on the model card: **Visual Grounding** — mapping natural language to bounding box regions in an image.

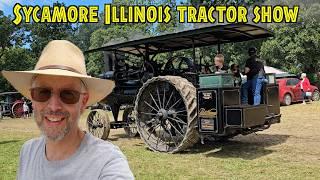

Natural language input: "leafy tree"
[261,1,320,83]
[25,2,77,57]
[86,0,158,76]
[87,23,151,76]
[0,48,35,92]
[0,11,30,92]
[0,10,26,58]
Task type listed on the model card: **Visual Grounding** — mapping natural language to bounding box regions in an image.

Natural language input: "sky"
[0,0,112,16]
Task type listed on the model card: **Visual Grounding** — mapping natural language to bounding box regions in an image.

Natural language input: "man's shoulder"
[86,133,116,149]
[22,137,44,150]
[20,137,44,161]
[84,133,134,179]
[84,133,125,158]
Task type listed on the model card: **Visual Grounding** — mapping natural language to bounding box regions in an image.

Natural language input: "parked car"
[277,77,320,105]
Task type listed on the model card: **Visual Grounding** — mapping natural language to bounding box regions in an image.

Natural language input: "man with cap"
[241,47,266,105]
[2,40,134,179]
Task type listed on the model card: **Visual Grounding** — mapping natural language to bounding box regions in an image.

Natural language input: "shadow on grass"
[182,134,290,160]
[0,140,20,145]
[108,133,141,141]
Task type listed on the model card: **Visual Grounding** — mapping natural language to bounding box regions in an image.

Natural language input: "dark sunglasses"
[30,87,85,104]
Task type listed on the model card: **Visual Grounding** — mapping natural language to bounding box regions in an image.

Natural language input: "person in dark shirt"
[241,47,266,105]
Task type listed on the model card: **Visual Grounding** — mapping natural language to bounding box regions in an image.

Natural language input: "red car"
[277,77,320,105]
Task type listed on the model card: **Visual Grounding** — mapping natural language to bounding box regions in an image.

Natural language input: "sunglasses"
[30,87,85,104]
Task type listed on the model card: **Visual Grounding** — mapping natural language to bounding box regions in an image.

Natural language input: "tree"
[0,48,35,92]
[0,10,30,92]
[86,0,157,76]
[261,1,320,83]
[25,2,77,57]
[0,10,26,58]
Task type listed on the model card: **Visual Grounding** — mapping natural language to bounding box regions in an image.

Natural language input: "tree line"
[1,0,319,92]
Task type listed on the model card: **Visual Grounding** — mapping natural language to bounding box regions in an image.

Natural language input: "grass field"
[1,102,320,179]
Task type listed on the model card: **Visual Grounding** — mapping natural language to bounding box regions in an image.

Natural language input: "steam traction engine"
[86,23,281,153]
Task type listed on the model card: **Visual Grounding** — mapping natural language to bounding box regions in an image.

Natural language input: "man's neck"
[45,128,85,161]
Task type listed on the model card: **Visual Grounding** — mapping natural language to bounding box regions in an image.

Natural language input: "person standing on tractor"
[241,47,266,105]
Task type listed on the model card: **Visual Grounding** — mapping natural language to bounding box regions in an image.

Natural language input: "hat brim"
[1,69,115,106]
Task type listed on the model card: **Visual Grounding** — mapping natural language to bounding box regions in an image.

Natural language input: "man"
[241,47,265,105]
[2,40,134,179]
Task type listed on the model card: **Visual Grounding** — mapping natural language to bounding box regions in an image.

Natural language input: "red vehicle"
[277,77,320,105]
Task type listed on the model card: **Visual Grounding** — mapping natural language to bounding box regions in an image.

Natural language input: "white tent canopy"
[264,66,286,74]
[264,66,296,78]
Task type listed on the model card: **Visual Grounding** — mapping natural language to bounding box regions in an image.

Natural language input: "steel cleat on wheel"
[134,76,199,153]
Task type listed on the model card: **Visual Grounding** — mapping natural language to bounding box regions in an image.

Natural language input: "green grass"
[0,131,36,180]
[1,102,320,179]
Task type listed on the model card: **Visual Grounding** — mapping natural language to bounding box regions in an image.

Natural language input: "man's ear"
[80,93,89,113]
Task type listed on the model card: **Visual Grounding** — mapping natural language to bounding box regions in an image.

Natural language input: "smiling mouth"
[45,117,65,123]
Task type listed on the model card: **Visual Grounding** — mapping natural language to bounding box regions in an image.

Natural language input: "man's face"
[31,75,89,141]
[249,51,256,57]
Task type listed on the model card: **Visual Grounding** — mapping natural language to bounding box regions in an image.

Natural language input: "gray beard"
[35,110,71,142]
[40,123,70,142]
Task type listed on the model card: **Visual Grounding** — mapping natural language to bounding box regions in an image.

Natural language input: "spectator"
[23,101,29,118]
[296,73,311,104]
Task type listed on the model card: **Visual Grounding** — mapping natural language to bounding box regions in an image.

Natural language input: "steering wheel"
[163,56,195,75]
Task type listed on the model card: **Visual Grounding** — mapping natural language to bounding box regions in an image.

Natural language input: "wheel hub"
[157,108,168,120]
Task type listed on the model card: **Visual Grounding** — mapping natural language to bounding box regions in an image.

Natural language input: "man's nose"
[47,92,63,111]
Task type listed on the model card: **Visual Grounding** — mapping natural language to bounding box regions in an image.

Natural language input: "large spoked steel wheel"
[12,102,24,118]
[134,76,199,153]
[87,109,110,140]
[123,107,139,137]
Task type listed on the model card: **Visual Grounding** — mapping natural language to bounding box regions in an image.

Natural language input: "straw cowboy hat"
[1,40,115,106]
